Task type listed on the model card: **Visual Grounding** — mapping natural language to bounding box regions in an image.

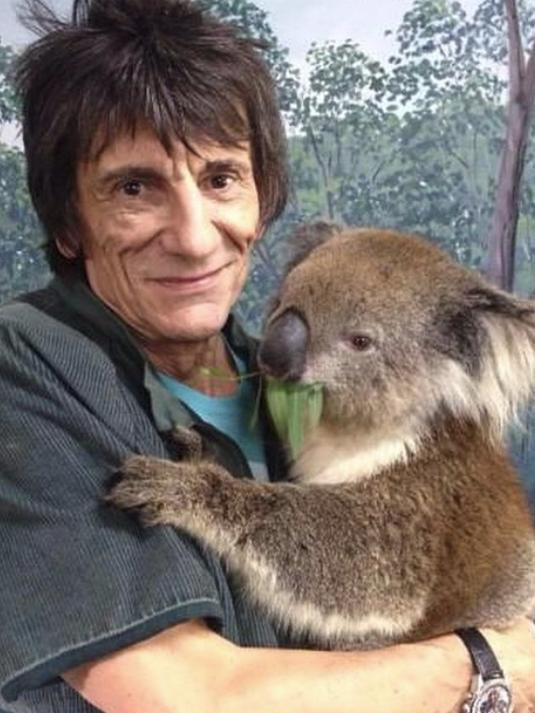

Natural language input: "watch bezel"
[463,676,513,713]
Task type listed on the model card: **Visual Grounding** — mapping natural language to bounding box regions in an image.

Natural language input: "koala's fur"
[109,226,535,650]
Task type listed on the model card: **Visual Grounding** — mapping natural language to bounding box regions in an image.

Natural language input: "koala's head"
[258,225,535,438]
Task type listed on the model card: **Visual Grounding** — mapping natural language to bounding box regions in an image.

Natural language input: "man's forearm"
[221,634,471,713]
[65,620,473,713]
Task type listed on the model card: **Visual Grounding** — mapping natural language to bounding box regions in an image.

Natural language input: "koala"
[109,225,535,650]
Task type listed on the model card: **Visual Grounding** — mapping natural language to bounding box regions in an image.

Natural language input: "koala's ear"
[466,284,535,431]
[467,285,535,319]
[284,221,343,275]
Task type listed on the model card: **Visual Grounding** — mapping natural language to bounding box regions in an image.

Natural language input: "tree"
[0,40,48,304]
[0,43,19,124]
[381,0,506,262]
[0,143,46,302]
[288,40,391,223]
[203,0,300,114]
[485,0,535,290]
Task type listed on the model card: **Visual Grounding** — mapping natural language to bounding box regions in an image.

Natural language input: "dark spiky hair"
[16,0,288,274]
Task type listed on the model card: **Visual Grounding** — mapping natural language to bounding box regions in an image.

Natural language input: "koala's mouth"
[258,309,309,382]
[264,378,325,458]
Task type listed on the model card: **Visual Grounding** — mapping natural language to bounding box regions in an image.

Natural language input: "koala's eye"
[349,334,373,351]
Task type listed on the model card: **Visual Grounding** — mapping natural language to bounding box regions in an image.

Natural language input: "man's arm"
[63,618,535,713]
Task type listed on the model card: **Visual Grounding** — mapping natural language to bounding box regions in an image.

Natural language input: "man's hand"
[482,618,535,712]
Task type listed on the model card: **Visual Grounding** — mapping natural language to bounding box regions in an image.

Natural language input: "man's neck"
[140,333,239,397]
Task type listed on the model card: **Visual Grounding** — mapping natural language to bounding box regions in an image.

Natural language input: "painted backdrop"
[1,0,535,491]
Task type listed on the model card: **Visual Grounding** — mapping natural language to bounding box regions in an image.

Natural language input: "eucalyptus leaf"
[265,379,324,459]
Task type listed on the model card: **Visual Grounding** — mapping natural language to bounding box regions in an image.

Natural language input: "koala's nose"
[258,309,309,381]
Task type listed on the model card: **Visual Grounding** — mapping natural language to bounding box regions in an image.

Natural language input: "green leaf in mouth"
[195,367,324,459]
[265,379,324,459]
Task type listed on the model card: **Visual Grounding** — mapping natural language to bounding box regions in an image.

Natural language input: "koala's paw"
[107,455,187,528]
[169,426,203,460]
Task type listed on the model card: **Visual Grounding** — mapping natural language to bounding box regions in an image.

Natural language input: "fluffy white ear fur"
[477,307,535,436]
[440,291,535,439]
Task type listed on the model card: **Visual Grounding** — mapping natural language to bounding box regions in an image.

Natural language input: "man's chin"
[158,305,230,343]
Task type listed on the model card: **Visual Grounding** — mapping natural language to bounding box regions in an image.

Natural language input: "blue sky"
[1,0,485,66]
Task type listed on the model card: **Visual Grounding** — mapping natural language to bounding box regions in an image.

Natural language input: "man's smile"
[146,263,233,294]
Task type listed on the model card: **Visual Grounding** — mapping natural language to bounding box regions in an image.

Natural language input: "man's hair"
[16,0,289,274]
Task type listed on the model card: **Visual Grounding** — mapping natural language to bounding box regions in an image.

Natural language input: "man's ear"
[284,221,343,275]
[249,224,266,248]
[55,232,80,259]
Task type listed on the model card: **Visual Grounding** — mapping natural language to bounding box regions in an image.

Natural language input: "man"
[1,1,535,712]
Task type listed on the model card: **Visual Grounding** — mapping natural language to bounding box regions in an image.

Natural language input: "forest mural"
[1,0,535,492]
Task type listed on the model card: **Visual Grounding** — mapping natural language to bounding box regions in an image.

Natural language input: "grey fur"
[109,227,535,650]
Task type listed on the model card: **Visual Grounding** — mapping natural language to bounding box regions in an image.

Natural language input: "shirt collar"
[50,276,259,432]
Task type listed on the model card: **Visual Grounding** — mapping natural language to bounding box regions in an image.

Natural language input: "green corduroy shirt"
[0,276,287,712]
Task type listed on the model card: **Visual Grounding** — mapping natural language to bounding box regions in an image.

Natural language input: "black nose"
[258,309,309,380]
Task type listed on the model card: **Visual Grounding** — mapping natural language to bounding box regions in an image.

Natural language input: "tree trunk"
[486,0,535,291]
[306,126,335,220]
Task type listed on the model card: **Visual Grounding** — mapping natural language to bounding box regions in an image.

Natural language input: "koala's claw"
[106,456,171,516]
[107,452,236,531]
[121,454,159,479]
[169,426,203,460]
[107,454,213,529]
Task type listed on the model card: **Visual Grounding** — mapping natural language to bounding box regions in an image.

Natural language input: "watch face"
[471,680,512,713]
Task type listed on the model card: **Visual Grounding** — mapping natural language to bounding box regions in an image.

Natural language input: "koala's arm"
[109,453,437,646]
[63,618,535,713]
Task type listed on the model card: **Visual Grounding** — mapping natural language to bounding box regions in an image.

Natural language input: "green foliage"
[278,0,535,291]
[287,39,392,221]
[472,0,535,63]
[202,0,300,113]
[0,44,19,123]
[0,38,48,303]
[388,0,503,109]
[0,143,47,301]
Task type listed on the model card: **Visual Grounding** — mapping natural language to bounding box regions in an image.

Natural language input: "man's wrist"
[455,628,513,713]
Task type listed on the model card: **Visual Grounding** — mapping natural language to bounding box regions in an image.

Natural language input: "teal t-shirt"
[158,356,268,482]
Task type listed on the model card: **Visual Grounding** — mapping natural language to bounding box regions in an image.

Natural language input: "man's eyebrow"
[203,158,252,174]
[94,165,164,188]
[94,159,252,187]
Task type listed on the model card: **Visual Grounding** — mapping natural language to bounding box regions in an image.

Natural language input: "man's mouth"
[147,264,229,293]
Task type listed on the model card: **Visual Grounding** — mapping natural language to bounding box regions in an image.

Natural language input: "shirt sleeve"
[0,306,226,703]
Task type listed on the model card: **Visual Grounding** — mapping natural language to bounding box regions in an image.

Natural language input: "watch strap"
[456,628,505,681]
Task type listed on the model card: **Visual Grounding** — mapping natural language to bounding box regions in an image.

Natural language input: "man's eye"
[209,174,234,190]
[121,180,143,196]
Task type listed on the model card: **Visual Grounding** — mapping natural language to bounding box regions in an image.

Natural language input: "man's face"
[71,127,261,343]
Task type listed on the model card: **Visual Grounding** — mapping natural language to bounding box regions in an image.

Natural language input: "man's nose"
[160,181,219,259]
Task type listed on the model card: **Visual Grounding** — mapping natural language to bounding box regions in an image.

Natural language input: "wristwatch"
[456,628,513,713]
